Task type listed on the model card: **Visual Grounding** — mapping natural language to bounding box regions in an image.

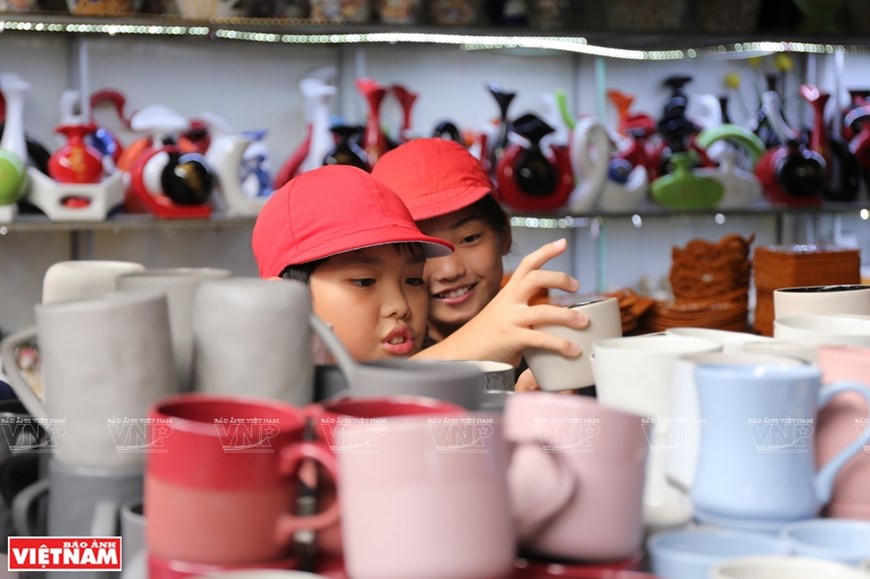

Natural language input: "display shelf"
[3,12,870,59]
[506,201,870,228]
[0,212,255,234]
[1,201,865,234]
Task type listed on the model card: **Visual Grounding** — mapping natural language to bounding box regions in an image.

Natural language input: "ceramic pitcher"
[692,362,870,522]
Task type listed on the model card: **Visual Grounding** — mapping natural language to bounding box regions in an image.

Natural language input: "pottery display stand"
[25,168,125,222]
[125,164,212,219]
[0,202,17,223]
[124,106,213,220]
[206,134,267,217]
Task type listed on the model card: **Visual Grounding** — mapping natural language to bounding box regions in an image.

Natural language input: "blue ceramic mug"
[691,362,870,522]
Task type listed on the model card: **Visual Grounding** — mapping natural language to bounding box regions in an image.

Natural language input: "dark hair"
[278,242,426,284]
[472,194,512,248]
[279,259,324,284]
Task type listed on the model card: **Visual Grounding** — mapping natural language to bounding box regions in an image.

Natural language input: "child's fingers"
[512,269,579,298]
[515,327,583,358]
[513,304,589,330]
[506,238,569,284]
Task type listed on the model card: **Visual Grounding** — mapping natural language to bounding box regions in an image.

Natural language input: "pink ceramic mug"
[147,552,300,579]
[816,344,870,519]
[335,412,515,579]
[504,392,648,561]
[145,394,339,565]
[303,395,467,557]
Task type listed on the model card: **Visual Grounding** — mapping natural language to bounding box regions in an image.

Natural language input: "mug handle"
[90,500,121,536]
[309,314,358,386]
[815,381,870,504]
[275,439,340,539]
[0,327,48,420]
[11,477,48,537]
[507,442,577,539]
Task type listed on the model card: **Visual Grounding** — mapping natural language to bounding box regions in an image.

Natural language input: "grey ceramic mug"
[116,267,232,392]
[12,457,143,538]
[310,316,484,410]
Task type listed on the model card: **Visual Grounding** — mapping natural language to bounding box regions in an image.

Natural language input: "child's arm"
[413,238,588,365]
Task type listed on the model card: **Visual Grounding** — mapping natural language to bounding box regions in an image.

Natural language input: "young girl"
[371,138,588,381]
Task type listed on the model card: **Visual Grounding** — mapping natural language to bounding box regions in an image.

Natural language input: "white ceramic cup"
[525,297,622,391]
[774,314,870,347]
[192,278,314,406]
[665,327,770,354]
[774,284,870,320]
[710,555,870,579]
[741,338,820,363]
[591,334,721,530]
[41,260,145,304]
[116,267,232,391]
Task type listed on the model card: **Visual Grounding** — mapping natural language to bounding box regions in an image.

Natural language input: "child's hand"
[514,368,541,392]
[515,368,580,395]
[415,238,588,364]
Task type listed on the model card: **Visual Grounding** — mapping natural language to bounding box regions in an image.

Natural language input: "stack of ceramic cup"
[754,244,862,336]
[643,233,753,332]
[0,261,181,574]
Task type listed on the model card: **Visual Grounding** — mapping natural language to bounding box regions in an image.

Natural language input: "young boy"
[251,164,453,361]
[371,138,588,371]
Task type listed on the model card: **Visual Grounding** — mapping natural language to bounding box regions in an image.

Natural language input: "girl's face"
[417,206,509,341]
[309,244,429,361]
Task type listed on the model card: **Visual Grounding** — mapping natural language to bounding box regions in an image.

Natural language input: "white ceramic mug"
[665,327,770,354]
[525,297,622,391]
[774,284,870,320]
[774,314,870,347]
[41,260,145,304]
[710,555,870,579]
[742,338,820,363]
[591,334,721,530]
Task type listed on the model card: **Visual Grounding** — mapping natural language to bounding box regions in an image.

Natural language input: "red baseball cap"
[371,138,497,221]
[251,165,454,278]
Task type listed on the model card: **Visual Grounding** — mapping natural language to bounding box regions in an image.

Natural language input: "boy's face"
[309,244,429,361]
[417,206,508,341]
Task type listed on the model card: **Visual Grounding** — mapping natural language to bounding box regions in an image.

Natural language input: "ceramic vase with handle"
[48,123,104,184]
[0,73,30,216]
